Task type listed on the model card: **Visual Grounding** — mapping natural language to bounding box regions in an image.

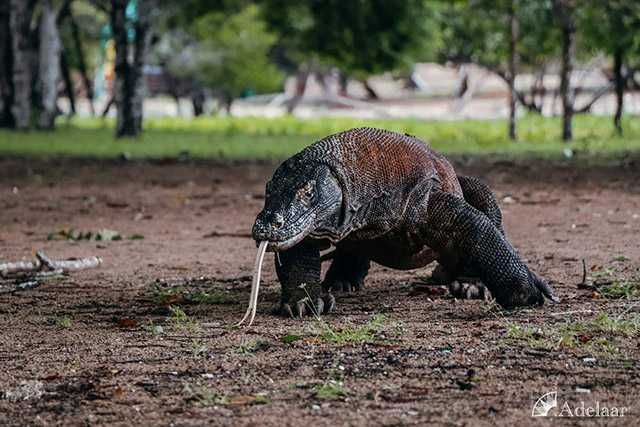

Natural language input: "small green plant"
[297,283,401,345]
[193,288,235,304]
[232,340,268,357]
[503,317,620,356]
[599,281,638,299]
[253,394,271,404]
[316,380,350,399]
[168,305,198,330]
[593,311,640,334]
[183,384,231,406]
[313,314,398,345]
[147,283,186,305]
[315,366,349,400]
[53,314,72,327]
[505,322,546,347]
[593,267,615,277]
[192,339,208,359]
[143,318,163,335]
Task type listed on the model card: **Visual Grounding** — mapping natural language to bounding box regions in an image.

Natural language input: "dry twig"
[0,252,102,293]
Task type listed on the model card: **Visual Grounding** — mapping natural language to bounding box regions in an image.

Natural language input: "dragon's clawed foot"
[448,281,490,300]
[273,294,336,318]
[324,278,363,292]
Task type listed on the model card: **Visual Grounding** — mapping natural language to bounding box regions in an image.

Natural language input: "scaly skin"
[252,127,558,317]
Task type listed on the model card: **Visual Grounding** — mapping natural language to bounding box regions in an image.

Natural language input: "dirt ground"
[1,155,639,426]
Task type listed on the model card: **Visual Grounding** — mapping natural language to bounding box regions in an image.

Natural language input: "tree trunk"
[38,0,61,130]
[455,65,469,98]
[613,48,624,135]
[364,80,379,99]
[552,0,576,141]
[191,80,204,116]
[101,96,114,117]
[112,0,153,137]
[285,68,309,113]
[508,0,519,140]
[111,0,150,137]
[60,49,76,115]
[559,27,575,141]
[223,94,233,115]
[69,11,94,115]
[112,1,132,136]
[339,72,349,97]
[0,0,15,127]
[131,0,152,133]
[9,0,33,130]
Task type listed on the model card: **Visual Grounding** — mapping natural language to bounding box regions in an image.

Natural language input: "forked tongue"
[236,240,269,327]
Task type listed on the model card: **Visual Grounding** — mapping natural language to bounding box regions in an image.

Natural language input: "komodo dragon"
[245,127,558,321]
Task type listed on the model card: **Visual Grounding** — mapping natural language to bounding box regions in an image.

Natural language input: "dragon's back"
[300,127,462,201]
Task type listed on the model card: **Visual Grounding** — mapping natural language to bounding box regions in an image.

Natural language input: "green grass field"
[0,114,638,160]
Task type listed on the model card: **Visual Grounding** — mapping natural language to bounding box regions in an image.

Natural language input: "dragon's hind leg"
[430,176,504,300]
[457,175,505,236]
[321,249,370,292]
[418,188,558,307]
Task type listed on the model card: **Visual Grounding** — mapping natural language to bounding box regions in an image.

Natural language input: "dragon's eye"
[298,184,315,199]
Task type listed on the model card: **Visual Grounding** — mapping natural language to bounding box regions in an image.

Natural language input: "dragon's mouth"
[264,229,308,252]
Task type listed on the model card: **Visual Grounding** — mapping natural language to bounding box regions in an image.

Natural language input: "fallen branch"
[0,252,101,275]
[0,252,101,294]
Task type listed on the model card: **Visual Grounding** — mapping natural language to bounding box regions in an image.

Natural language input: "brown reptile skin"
[253,127,557,316]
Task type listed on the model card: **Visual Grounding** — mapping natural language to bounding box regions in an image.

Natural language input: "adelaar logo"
[532,391,557,417]
[532,390,629,418]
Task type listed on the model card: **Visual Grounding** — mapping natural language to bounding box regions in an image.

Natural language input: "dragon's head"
[252,159,342,251]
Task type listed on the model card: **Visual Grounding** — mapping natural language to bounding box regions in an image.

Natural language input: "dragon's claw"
[449,281,490,300]
[276,294,335,318]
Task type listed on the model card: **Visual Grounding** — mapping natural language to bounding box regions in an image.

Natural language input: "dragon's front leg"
[274,241,335,317]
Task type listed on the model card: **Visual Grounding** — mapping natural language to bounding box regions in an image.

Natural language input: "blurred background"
[0,0,639,158]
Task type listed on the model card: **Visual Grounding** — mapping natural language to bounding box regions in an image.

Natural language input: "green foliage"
[183,384,232,406]
[316,380,349,399]
[189,6,284,102]
[168,305,198,330]
[191,339,208,359]
[147,282,234,305]
[58,1,109,78]
[436,0,559,72]
[313,314,399,345]
[599,282,638,299]
[505,320,613,354]
[578,0,640,59]
[304,0,437,80]
[260,0,315,69]
[192,288,235,304]
[53,315,72,327]
[232,340,268,356]
[143,318,164,335]
[147,283,186,305]
[315,365,349,400]
[504,308,640,356]
[593,311,640,334]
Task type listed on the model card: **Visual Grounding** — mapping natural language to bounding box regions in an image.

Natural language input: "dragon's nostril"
[273,213,284,229]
